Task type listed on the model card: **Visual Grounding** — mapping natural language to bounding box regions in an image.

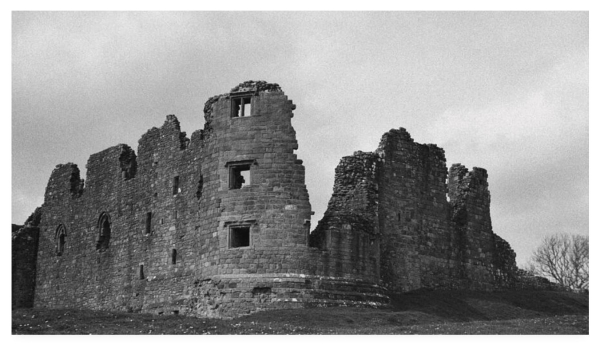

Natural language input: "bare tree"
[529,233,588,291]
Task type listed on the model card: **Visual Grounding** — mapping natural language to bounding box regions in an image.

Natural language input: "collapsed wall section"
[309,151,381,282]
[313,127,520,294]
[448,164,519,288]
[43,163,84,204]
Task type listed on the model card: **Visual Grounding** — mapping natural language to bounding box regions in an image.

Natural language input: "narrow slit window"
[229,164,251,189]
[196,175,203,199]
[171,249,177,264]
[230,226,250,248]
[173,176,180,195]
[145,212,152,234]
[58,234,65,255]
[139,264,144,280]
[231,96,252,117]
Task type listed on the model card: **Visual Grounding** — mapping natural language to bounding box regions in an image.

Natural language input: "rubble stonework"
[13,81,522,317]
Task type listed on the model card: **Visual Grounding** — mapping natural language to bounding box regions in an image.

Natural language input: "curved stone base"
[142,273,389,319]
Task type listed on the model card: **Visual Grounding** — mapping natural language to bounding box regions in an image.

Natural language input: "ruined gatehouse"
[13,81,520,318]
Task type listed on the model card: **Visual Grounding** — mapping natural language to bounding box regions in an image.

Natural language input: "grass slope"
[12,289,588,335]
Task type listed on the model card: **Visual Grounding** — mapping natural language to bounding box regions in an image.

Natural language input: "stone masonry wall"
[22,81,519,318]
[31,81,388,318]
[314,128,520,294]
[310,151,381,282]
[448,164,519,288]
[376,128,453,292]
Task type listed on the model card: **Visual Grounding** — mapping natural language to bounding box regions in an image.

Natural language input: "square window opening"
[230,164,251,189]
[230,227,250,248]
[232,97,252,117]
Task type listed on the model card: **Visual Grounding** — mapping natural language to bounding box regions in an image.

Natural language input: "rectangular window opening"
[145,212,152,234]
[173,176,180,195]
[252,286,272,295]
[57,234,65,256]
[230,226,250,248]
[243,101,251,117]
[139,264,144,280]
[229,164,251,189]
[172,249,177,264]
[232,96,252,117]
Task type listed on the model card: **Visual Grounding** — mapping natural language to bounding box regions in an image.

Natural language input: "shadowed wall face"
[12,226,39,308]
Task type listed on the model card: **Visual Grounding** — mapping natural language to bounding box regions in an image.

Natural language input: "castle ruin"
[13,81,520,318]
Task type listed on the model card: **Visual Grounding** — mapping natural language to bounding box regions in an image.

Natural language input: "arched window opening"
[55,224,67,256]
[58,234,65,255]
[96,213,111,251]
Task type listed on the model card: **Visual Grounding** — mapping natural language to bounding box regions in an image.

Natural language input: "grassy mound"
[12,289,588,335]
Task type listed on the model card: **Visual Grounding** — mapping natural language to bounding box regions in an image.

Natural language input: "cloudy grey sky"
[12,12,588,266]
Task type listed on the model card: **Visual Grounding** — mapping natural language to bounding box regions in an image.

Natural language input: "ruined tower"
[14,81,519,318]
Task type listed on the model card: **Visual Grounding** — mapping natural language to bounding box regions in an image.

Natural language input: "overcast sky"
[12,12,588,266]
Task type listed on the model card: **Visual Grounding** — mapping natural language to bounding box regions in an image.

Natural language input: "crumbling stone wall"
[376,129,452,291]
[30,81,388,318]
[513,269,569,291]
[22,81,520,318]
[310,151,381,281]
[312,128,520,294]
[448,164,519,288]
